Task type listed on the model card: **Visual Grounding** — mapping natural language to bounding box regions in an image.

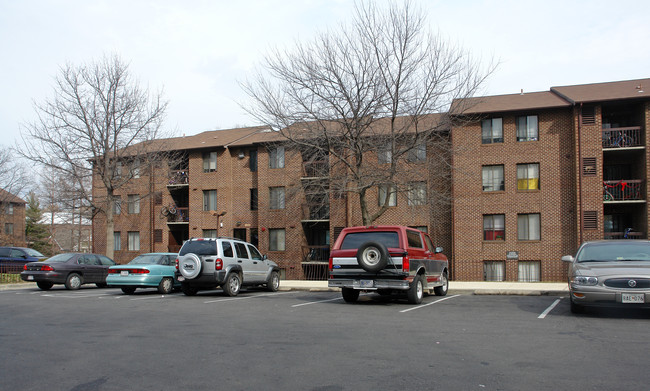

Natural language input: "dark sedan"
[21,253,116,290]
[0,247,46,270]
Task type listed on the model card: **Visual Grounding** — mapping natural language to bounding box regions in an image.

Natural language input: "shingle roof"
[0,188,26,204]
[550,78,650,104]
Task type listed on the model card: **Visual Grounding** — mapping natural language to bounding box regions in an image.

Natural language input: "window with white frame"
[269,146,285,169]
[127,231,140,251]
[378,145,392,164]
[517,163,540,190]
[407,143,426,162]
[516,115,538,141]
[6,203,14,215]
[113,196,121,215]
[132,159,141,178]
[269,228,286,251]
[484,261,505,281]
[269,187,285,209]
[203,190,217,211]
[5,223,14,235]
[482,118,503,144]
[114,232,121,251]
[482,165,504,192]
[517,213,541,241]
[518,261,541,282]
[378,185,397,207]
[203,151,217,172]
[127,194,140,214]
[483,214,505,241]
[203,229,217,239]
[407,182,427,206]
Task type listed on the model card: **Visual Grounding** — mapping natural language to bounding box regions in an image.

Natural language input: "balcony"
[603,180,645,202]
[604,230,645,240]
[602,127,643,149]
[165,207,189,224]
[302,245,330,263]
[167,170,189,188]
[301,203,329,221]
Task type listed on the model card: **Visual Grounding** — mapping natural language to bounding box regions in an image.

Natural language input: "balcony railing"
[604,230,645,240]
[168,170,189,186]
[603,180,645,201]
[302,160,329,178]
[166,207,189,223]
[301,203,330,221]
[602,127,642,148]
[301,245,330,263]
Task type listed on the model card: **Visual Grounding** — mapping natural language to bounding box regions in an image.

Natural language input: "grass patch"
[0,273,26,284]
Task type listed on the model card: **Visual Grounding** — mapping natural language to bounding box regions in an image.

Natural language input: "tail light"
[215,258,223,270]
[328,256,333,271]
[108,269,149,274]
[175,258,179,270]
[23,264,28,270]
[402,255,410,272]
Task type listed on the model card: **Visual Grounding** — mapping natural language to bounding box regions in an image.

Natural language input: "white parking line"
[203,291,295,304]
[538,298,563,319]
[399,294,461,313]
[291,297,343,307]
[41,293,113,299]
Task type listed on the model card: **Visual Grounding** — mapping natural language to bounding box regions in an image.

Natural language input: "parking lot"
[2,286,650,391]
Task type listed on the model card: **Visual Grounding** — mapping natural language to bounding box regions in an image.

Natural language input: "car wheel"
[121,287,136,295]
[341,287,360,303]
[570,298,585,314]
[178,253,202,280]
[223,273,241,297]
[356,241,389,273]
[407,274,424,304]
[434,271,449,296]
[181,283,198,296]
[157,277,173,294]
[65,273,83,290]
[37,281,53,291]
[266,271,280,292]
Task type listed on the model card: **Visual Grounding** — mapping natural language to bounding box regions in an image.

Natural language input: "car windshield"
[46,253,77,263]
[340,232,400,250]
[129,254,164,265]
[24,249,44,257]
[179,240,218,256]
[577,242,650,262]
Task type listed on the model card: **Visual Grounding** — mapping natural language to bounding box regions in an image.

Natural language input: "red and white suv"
[328,225,449,304]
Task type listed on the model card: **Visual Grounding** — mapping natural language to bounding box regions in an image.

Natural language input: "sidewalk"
[2,280,569,295]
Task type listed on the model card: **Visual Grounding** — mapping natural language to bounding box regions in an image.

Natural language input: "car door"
[79,254,103,283]
[247,244,268,281]
[422,233,444,277]
[97,255,116,282]
[233,241,259,283]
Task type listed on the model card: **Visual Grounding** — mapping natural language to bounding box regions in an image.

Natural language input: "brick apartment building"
[92,77,650,282]
[0,188,27,246]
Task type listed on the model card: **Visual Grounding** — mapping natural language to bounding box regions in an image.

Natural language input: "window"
[250,188,258,211]
[484,261,505,281]
[203,229,217,239]
[407,182,427,206]
[5,223,13,235]
[203,190,217,211]
[203,151,217,172]
[6,203,14,215]
[221,241,234,257]
[378,185,396,207]
[269,187,285,209]
[248,245,263,260]
[482,118,503,144]
[269,228,286,251]
[114,232,121,251]
[516,115,538,141]
[234,242,249,258]
[249,150,258,172]
[378,145,392,164]
[518,213,540,241]
[127,194,140,214]
[132,159,141,178]
[518,261,541,282]
[517,163,539,190]
[482,165,504,192]
[113,196,121,215]
[406,229,423,248]
[483,214,505,241]
[127,231,140,251]
[269,146,285,169]
[407,144,426,162]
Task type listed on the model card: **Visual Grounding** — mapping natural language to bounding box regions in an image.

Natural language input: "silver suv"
[175,237,280,296]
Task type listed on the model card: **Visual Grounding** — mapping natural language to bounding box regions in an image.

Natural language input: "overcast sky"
[2,0,650,149]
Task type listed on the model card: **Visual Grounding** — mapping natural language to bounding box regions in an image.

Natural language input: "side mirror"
[435,247,443,254]
[263,254,268,260]
[561,255,574,263]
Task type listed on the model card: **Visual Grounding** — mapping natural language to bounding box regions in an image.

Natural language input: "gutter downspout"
[577,103,584,245]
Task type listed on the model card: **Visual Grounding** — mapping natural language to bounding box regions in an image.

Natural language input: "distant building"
[42,212,92,253]
[0,188,27,246]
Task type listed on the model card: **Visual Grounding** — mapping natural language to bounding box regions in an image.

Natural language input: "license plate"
[27,275,34,281]
[622,293,644,303]
[359,279,374,288]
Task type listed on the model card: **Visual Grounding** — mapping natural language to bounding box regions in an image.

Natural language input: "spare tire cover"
[179,253,202,279]
[356,241,389,273]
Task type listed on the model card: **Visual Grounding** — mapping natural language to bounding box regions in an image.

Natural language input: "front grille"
[604,278,650,289]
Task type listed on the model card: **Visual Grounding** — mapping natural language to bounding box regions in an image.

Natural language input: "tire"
[223,273,241,297]
[266,271,280,292]
[157,277,173,294]
[65,273,83,290]
[37,281,53,291]
[121,287,136,295]
[341,287,360,303]
[356,241,389,273]
[570,298,585,314]
[178,253,202,280]
[434,271,449,296]
[181,283,198,296]
[407,274,424,304]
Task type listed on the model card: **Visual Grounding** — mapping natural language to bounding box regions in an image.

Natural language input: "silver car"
[562,240,650,313]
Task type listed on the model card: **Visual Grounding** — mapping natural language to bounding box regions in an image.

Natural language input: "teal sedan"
[107,253,179,294]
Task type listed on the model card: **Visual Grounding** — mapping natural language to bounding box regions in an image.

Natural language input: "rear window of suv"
[340,231,400,249]
[179,240,218,256]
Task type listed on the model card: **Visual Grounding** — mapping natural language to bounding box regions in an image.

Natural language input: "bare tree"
[243,1,492,225]
[18,54,172,259]
[0,146,30,202]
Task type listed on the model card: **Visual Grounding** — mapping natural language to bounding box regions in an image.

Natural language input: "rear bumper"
[176,271,227,287]
[328,278,410,290]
